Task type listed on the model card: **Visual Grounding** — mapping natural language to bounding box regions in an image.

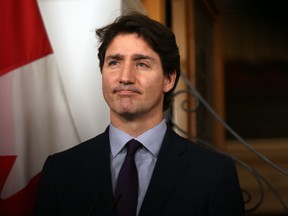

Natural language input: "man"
[34,12,244,216]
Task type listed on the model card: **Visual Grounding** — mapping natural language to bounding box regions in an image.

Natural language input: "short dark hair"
[95,11,180,111]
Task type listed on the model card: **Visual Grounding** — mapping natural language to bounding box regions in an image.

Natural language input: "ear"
[163,71,177,93]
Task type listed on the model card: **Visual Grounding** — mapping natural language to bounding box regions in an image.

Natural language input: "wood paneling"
[141,0,166,24]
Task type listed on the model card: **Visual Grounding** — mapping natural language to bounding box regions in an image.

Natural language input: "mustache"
[113,86,141,94]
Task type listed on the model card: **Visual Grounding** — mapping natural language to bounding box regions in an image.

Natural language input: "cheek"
[102,73,113,88]
[101,76,106,90]
[144,77,165,95]
[102,75,112,97]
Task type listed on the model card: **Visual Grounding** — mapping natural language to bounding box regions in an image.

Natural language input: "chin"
[115,107,140,116]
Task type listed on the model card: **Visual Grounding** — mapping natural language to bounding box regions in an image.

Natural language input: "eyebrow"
[132,54,156,62]
[105,54,123,61]
[105,53,157,62]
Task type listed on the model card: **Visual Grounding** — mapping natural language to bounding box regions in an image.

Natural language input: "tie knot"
[126,139,141,156]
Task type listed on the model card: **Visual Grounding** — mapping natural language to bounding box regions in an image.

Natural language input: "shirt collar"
[109,119,167,158]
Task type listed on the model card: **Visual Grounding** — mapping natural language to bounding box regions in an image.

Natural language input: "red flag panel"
[0,0,52,76]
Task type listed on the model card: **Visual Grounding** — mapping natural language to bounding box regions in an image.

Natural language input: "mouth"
[113,87,141,96]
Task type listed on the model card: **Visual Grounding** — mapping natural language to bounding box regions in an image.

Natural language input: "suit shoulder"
[51,128,109,159]
[167,127,232,163]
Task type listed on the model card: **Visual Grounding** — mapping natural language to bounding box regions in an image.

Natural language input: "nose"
[119,62,135,85]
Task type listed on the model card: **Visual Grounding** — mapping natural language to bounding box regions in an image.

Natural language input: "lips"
[113,87,141,95]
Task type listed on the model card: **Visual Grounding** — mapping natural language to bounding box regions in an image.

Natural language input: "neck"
[110,113,164,137]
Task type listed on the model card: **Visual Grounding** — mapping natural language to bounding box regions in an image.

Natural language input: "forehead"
[106,33,157,56]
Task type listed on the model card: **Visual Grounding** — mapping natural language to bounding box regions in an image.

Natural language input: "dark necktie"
[115,139,142,216]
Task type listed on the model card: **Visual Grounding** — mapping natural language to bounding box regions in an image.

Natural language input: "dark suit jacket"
[34,126,244,216]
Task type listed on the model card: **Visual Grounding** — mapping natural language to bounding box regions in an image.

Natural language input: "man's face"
[102,33,175,122]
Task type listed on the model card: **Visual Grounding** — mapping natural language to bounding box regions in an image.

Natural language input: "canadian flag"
[0,0,80,215]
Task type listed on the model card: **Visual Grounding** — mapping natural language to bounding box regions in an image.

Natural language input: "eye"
[107,60,119,68]
[137,62,149,69]
[108,60,118,66]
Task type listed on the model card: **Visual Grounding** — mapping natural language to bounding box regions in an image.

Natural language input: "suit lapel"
[82,127,116,215]
[139,127,190,215]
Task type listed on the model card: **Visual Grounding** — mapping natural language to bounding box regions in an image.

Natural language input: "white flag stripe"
[38,0,116,141]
